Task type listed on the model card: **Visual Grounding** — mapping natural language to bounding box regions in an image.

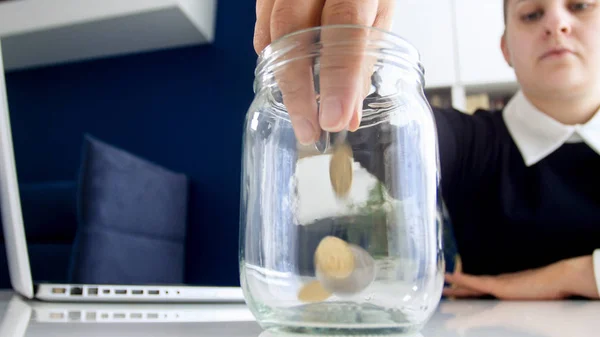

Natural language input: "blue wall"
[4,0,258,286]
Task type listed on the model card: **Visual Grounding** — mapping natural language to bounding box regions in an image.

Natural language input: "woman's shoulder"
[431,106,511,142]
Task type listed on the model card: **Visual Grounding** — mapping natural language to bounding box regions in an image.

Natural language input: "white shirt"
[502,90,600,297]
[503,90,600,166]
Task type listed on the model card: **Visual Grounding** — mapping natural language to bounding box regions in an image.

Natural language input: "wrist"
[593,249,600,297]
[562,255,599,299]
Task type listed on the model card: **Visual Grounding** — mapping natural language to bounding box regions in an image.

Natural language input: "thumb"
[318,0,379,132]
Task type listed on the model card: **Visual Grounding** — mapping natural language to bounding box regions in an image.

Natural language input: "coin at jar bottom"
[314,236,355,279]
[329,143,353,198]
[297,280,332,303]
[317,244,376,296]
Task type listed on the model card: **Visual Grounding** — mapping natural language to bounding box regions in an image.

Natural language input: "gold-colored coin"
[314,236,355,279]
[329,143,353,198]
[297,280,331,303]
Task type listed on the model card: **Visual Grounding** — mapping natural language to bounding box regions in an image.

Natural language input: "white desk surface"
[0,290,597,336]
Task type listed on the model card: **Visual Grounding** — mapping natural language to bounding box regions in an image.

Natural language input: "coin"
[297,280,331,303]
[329,143,353,197]
[314,236,355,279]
[317,244,376,296]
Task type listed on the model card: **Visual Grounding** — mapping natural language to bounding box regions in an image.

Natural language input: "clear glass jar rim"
[258,24,420,61]
[254,24,424,87]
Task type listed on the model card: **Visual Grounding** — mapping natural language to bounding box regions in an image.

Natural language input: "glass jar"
[239,25,444,335]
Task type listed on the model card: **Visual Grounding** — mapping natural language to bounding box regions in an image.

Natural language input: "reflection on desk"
[433,299,600,337]
[0,293,261,337]
[0,291,598,337]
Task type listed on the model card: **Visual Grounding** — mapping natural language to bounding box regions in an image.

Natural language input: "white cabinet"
[0,0,216,71]
[453,0,516,87]
[391,0,457,89]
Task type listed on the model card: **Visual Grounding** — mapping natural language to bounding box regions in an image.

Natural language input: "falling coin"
[297,280,332,303]
[329,143,353,198]
[314,236,355,279]
[317,244,376,296]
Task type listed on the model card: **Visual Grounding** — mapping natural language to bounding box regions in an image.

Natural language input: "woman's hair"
[504,0,508,24]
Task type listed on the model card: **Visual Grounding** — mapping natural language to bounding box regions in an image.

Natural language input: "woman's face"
[502,0,600,98]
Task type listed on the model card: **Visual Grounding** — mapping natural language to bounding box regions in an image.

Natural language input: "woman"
[253,0,600,300]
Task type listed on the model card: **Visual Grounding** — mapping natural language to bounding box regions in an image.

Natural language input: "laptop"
[0,64,245,304]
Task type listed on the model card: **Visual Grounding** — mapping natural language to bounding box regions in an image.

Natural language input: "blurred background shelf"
[392,0,519,111]
[0,0,216,71]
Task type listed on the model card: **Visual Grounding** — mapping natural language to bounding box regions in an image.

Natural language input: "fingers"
[253,0,398,141]
[318,0,379,132]
[318,0,395,132]
[274,59,320,145]
[348,94,363,131]
[373,0,395,30]
[443,286,486,298]
[268,0,326,145]
[270,0,324,41]
[254,0,276,54]
[445,273,495,295]
[444,272,489,298]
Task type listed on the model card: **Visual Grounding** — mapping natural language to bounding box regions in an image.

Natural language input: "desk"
[0,291,597,336]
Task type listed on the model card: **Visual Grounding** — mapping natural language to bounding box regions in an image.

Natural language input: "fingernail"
[320,97,343,131]
[295,118,316,145]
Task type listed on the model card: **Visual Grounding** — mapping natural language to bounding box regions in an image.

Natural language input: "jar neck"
[253,25,425,96]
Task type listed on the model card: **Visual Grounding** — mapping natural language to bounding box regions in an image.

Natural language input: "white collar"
[503,90,600,166]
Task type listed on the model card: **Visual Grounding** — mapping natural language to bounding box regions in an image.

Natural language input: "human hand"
[443,255,599,300]
[253,0,395,145]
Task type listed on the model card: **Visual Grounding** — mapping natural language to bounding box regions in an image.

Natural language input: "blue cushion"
[68,135,189,285]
